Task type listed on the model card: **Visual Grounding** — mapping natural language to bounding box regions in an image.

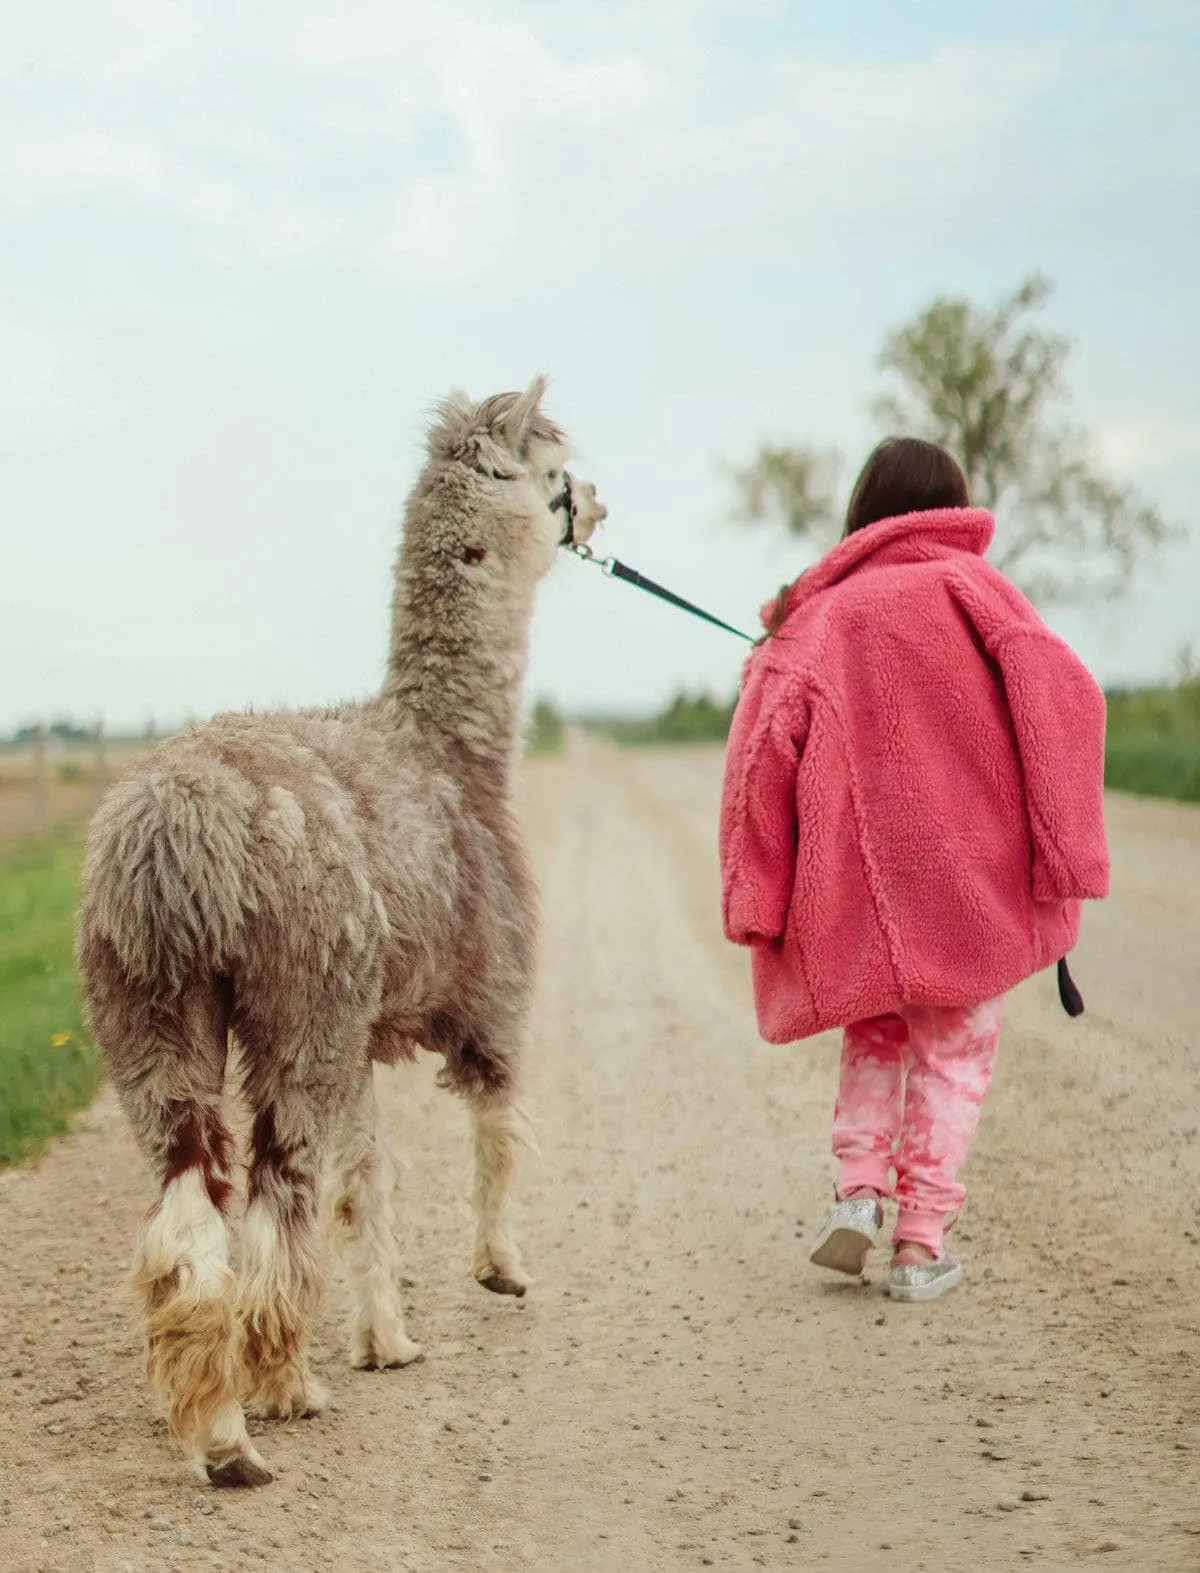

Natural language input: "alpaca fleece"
[719,506,1110,1044]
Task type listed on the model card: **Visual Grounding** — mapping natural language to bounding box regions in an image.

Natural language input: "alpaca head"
[418,377,606,588]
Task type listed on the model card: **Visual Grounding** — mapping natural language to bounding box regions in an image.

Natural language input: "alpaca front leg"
[470,1098,531,1297]
[329,1064,423,1370]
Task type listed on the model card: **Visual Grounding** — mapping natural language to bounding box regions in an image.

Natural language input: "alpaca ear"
[503,375,548,457]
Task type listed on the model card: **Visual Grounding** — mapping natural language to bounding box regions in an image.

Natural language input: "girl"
[719,437,1109,1301]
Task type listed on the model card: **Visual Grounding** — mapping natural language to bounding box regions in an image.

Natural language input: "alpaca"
[75,378,605,1487]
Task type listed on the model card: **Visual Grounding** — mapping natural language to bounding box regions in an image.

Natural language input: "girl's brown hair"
[843,436,970,538]
[760,437,970,637]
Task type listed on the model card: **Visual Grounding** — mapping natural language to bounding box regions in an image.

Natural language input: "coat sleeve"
[992,627,1110,902]
[719,666,806,945]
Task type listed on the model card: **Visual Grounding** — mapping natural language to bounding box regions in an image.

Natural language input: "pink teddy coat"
[719,507,1110,1044]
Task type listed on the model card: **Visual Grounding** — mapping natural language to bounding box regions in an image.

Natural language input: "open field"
[0,739,1197,1570]
[0,742,152,844]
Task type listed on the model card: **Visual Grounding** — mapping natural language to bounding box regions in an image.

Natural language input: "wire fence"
[0,724,153,844]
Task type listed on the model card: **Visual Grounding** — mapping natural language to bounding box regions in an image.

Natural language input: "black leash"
[552,473,754,644]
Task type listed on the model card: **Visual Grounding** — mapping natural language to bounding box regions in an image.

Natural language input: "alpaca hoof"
[479,1271,527,1298]
[207,1453,274,1489]
[352,1332,424,1371]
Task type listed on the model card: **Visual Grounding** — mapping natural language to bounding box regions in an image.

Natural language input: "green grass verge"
[1104,682,1200,804]
[0,828,99,1168]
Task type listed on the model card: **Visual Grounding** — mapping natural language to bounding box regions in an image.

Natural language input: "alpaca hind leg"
[469,1095,532,1297]
[238,1093,334,1423]
[135,1164,269,1486]
[327,1062,423,1370]
[105,985,268,1485]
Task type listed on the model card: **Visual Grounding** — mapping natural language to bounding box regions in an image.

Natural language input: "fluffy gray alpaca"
[76,378,605,1487]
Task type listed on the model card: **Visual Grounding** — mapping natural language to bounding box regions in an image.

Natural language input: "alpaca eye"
[462,546,487,566]
[546,469,559,483]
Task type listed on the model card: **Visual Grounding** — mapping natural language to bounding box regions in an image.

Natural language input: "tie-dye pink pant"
[833,998,1004,1254]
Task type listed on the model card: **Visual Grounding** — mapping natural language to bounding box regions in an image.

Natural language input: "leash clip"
[566,541,616,576]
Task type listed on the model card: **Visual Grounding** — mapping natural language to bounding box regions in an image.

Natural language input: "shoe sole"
[888,1263,964,1303]
[809,1227,874,1276]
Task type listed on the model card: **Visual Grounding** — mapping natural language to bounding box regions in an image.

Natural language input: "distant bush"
[585,690,736,746]
[56,763,84,784]
[527,698,565,756]
[1104,673,1200,804]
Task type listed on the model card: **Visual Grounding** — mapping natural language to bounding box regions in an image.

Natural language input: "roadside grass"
[0,827,98,1168]
[1103,680,1200,804]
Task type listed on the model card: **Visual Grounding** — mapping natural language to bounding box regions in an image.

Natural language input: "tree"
[731,274,1176,604]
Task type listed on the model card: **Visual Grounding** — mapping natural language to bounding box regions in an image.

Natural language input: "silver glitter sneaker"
[809,1194,884,1275]
[888,1253,964,1303]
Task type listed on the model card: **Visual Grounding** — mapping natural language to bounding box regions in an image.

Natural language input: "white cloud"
[0,4,1058,280]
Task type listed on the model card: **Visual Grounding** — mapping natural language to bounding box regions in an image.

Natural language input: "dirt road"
[2,739,1198,1571]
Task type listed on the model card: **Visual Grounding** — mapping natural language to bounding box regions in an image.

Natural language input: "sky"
[2,0,1198,734]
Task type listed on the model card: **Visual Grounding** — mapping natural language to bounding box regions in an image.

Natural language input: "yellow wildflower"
[51,1030,72,1047]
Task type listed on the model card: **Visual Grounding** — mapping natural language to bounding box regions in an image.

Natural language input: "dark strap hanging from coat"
[1057,957,1085,1017]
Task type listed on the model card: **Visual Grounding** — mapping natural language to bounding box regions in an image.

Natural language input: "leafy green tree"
[732,274,1175,604]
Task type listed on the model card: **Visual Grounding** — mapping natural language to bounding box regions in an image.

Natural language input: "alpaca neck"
[381,577,533,768]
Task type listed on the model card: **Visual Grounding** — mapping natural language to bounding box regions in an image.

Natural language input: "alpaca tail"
[80,757,258,993]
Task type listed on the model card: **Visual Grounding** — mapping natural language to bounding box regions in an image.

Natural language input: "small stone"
[975,1418,993,1429]
[148,1516,173,1531]
[786,1533,799,1543]
[1096,1542,1121,1554]
[981,1449,1011,1462]
[45,1422,64,1435]
[997,1500,1019,1512]
[478,1472,493,1483]
[178,1529,194,1545]
[788,1518,802,1530]
[874,1315,886,1326]
[1021,1490,1050,1503]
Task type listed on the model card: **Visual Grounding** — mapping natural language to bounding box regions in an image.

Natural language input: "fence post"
[94,717,108,803]
[33,722,48,834]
